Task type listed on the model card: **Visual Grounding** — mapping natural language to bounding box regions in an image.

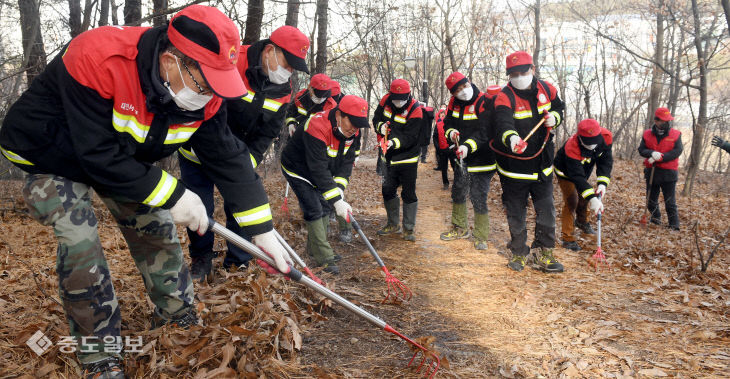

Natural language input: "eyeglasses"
[178,57,211,95]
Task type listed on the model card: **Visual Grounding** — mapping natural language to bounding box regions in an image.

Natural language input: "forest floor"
[0,155,728,378]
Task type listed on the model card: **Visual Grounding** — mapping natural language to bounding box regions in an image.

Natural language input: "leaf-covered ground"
[0,155,728,378]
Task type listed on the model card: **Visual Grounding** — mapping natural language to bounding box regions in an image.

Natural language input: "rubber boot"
[441,202,470,241]
[337,215,353,243]
[306,217,338,273]
[473,212,490,250]
[402,201,418,242]
[377,197,401,235]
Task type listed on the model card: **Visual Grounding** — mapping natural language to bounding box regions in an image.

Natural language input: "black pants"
[436,149,457,185]
[453,171,495,214]
[376,150,386,176]
[420,145,429,162]
[499,175,556,256]
[647,180,679,227]
[282,169,330,222]
[382,162,418,204]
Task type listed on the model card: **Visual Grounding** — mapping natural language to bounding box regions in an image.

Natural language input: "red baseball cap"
[654,107,674,121]
[270,25,310,74]
[506,51,533,75]
[330,79,342,96]
[310,73,331,98]
[338,95,369,128]
[577,119,604,145]
[168,5,246,99]
[445,72,468,93]
[389,79,411,100]
[486,85,501,96]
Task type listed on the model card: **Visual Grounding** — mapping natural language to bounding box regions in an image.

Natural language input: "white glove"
[252,230,293,274]
[588,196,604,215]
[456,145,468,159]
[379,121,390,135]
[288,123,297,137]
[449,130,460,143]
[648,157,656,165]
[651,151,663,161]
[596,184,607,199]
[170,189,208,235]
[545,112,556,127]
[510,135,526,154]
[333,199,352,222]
[387,140,394,150]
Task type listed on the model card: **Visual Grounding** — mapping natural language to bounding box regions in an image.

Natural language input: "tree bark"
[314,0,329,74]
[152,0,168,28]
[647,0,665,126]
[111,0,119,25]
[99,0,110,26]
[533,0,541,77]
[721,0,730,38]
[285,0,300,27]
[18,0,46,84]
[124,0,141,25]
[242,0,264,45]
[68,0,82,37]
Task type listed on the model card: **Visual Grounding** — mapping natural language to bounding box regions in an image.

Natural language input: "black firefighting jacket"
[443,83,496,173]
[554,129,614,201]
[371,95,424,165]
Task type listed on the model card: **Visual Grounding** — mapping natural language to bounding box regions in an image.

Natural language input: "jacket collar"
[245,40,292,98]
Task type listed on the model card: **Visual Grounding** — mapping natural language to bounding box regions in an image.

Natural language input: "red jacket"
[642,128,681,170]
[285,88,337,128]
[434,109,448,149]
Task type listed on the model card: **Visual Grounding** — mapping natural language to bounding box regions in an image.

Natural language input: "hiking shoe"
[320,262,340,275]
[508,255,528,272]
[333,254,342,262]
[532,248,564,273]
[440,227,470,241]
[650,218,661,226]
[338,230,353,243]
[377,224,401,235]
[151,306,200,330]
[561,241,581,251]
[403,229,415,242]
[474,240,488,250]
[575,221,595,235]
[190,252,214,283]
[83,357,124,379]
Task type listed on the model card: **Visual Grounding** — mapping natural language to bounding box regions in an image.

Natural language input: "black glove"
[711,136,724,147]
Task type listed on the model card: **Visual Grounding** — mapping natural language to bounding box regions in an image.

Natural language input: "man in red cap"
[432,104,455,189]
[638,107,683,230]
[372,79,425,241]
[492,50,565,273]
[554,119,613,251]
[285,73,338,137]
[439,72,497,250]
[280,95,368,274]
[0,5,292,377]
[177,25,311,281]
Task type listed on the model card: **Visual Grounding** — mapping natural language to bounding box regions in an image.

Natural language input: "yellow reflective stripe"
[233,203,272,227]
[285,117,297,125]
[0,147,34,165]
[343,146,350,155]
[323,187,340,200]
[112,109,149,143]
[242,91,255,103]
[263,99,283,112]
[597,176,610,185]
[282,164,314,186]
[393,115,406,124]
[502,130,518,146]
[392,138,400,149]
[465,139,477,152]
[445,128,457,140]
[554,167,567,178]
[543,166,553,176]
[513,110,532,119]
[334,176,348,188]
[581,188,595,198]
[463,114,478,120]
[303,116,313,131]
[537,102,551,113]
[297,106,307,115]
[143,171,177,207]
[451,111,460,118]
[391,155,419,165]
[326,147,338,157]
[383,110,393,118]
[467,164,496,172]
[355,149,361,156]
[496,163,538,180]
[164,126,197,144]
[550,111,561,126]
[178,147,201,164]
[250,154,258,168]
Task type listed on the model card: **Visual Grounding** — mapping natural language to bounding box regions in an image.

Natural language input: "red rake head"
[280,198,290,218]
[590,247,611,272]
[384,325,441,379]
[381,266,412,303]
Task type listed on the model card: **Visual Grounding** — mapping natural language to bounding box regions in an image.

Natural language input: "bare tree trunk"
[68,0,82,37]
[314,0,328,74]
[99,0,110,26]
[111,0,119,25]
[242,0,264,45]
[124,0,141,25]
[18,0,46,84]
[285,0,299,27]
[722,0,730,38]
[533,0,541,77]
[152,0,168,28]
[682,0,708,196]
[647,0,665,126]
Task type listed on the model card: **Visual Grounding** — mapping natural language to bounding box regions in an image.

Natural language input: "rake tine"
[209,219,440,377]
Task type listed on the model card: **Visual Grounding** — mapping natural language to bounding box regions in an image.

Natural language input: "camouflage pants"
[23,174,194,364]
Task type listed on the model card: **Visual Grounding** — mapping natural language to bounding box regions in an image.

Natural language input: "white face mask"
[266,47,292,84]
[166,56,212,111]
[456,85,473,101]
[510,74,533,90]
[310,94,326,104]
[392,99,407,108]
